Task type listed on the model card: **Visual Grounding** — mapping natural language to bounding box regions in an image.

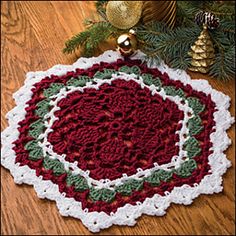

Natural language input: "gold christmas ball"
[117,30,138,57]
[106,1,143,29]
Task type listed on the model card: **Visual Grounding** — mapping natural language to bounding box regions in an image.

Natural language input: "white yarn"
[1,50,234,232]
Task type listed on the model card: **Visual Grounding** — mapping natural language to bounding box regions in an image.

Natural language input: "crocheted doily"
[1,50,234,232]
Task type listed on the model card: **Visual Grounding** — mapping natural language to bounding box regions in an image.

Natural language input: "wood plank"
[1,1,235,235]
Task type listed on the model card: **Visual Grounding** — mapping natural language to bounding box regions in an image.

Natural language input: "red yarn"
[48,79,183,180]
[12,59,216,214]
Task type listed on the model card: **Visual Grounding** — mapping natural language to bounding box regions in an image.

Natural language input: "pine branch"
[63,21,118,56]
[209,30,235,81]
[63,31,90,54]
[136,22,201,70]
[95,0,108,21]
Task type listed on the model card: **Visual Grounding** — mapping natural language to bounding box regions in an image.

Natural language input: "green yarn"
[28,147,43,161]
[43,83,64,98]
[89,188,116,202]
[118,65,141,75]
[66,173,89,191]
[115,179,143,196]
[187,97,205,114]
[24,140,39,151]
[175,159,197,178]
[142,73,153,86]
[74,178,89,191]
[100,188,116,202]
[43,156,66,176]
[152,77,162,88]
[188,115,203,136]
[89,188,103,201]
[35,99,50,118]
[94,69,116,80]
[30,119,44,130]
[66,76,92,87]
[145,169,173,186]
[130,65,141,75]
[183,137,201,158]
[163,86,185,98]
[28,119,44,139]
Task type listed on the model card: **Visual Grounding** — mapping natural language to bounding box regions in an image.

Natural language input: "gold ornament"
[117,30,138,57]
[106,1,143,29]
[188,24,215,74]
[142,1,177,29]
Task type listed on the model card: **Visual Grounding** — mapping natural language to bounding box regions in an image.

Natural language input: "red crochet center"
[13,59,216,214]
[48,79,183,180]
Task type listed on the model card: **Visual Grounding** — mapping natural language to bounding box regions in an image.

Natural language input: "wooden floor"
[1,1,235,235]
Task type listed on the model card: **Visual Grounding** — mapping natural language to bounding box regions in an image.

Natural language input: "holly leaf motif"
[66,76,91,87]
[183,137,201,158]
[101,189,116,203]
[94,69,116,80]
[142,73,153,86]
[43,83,64,98]
[89,188,103,201]
[115,179,143,195]
[187,97,205,114]
[175,159,197,178]
[24,140,39,151]
[35,99,50,118]
[187,115,203,136]
[28,146,43,161]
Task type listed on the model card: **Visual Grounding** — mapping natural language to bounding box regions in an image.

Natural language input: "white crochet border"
[40,71,193,190]
[1,50,234,232]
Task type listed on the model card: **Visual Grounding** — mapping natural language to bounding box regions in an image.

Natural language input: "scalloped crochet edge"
[1,50,234,232]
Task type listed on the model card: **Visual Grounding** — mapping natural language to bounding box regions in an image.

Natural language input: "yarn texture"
[1,50,234,232]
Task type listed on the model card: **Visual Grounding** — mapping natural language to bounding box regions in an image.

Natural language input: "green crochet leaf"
[24,140,39,151]
[74,177,89,191]
[28,119,45,139]
[118,65,132,74]
[163,86,185,98]
[145,172,161,186]
[183,136,199,147]
[118,65,141,75]
[89,188,103,201]
[130,65,141,75]
[43,156,66,176]
[66,172,88,191]
[115,179,143,196]
[175,159,197,178]
[187,115,203,136]
[35,99,50,118]
[145,169,172,186]
[66,76,91,87]
[28,146,43,161]
[30,119,44,130]
[100,189,116,203]
[187,97,205,114]
[94,69,116,80]
[183,137,201,158]
[157,169,173,181]
[43,83,64,98]
[142,73,153,86]
[66,172,81,186]
[152,77,162,87]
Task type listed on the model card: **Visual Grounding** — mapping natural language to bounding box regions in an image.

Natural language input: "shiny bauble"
[117,30,138,57]
[106,1,143,29]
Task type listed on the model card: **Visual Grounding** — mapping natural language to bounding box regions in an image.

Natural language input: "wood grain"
[1,1,235,235]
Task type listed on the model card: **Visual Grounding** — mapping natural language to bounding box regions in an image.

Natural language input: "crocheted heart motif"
[1,51,234,232]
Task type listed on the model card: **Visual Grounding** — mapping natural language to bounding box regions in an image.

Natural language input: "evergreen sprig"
[63,1,235,81]
[136,22,201,70]
[63,21,119,56]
